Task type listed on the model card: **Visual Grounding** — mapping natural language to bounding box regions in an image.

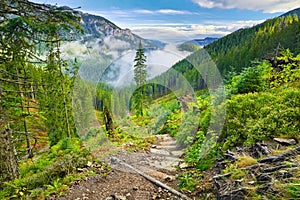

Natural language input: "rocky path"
[58,134,190,200]
[113,134,184,176]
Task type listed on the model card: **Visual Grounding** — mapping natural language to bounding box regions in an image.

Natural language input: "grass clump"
[235,155,258,168]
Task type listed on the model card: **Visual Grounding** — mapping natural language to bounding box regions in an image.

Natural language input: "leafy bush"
[177,171,203,192]
[176,110,199,146]
[222,86,300,149]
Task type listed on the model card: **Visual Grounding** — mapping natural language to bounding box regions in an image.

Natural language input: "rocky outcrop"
[79,13,157,49]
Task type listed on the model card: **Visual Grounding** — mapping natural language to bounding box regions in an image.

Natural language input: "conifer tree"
[0,0,81,181]
[133,41,147,116]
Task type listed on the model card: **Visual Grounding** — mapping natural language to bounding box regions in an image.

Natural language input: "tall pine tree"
[133,41,147,116]
[0,0,81,181]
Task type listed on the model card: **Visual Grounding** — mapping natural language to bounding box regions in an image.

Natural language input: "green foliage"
[177,171,203,192]
[181,50,300,178]
[0,138,92,199]
[147,99,181,136]
[82,127,102,141]
[274,49,300,84]
[223,86,300,149]
[114,127,155,151]
[187,144,221,171]
[176,110,199,146]
[178,43,201,52]
[95,82,113,111]
[73,79,96,135]
[222,164,247,180]
[286,181,300,199]
[205,14,300,74]
[0,0,82,184]
[231,66,265,94]
[39,49,79,146]
[150,13,300,96]
[133,41,147,117]
[220,50,300,149]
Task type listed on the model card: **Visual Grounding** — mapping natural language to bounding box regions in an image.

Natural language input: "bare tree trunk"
[57,44,71,138]
[103,106,114,138]
[62,82,71,138]
[0,125,19,182]
[15,67,33,158]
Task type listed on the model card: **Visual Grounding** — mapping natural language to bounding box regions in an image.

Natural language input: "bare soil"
[56,135,192,200]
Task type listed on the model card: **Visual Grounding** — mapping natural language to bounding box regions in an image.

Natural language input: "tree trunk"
[0,126,19,182]
[16,67,33,158]
[103,106,114,138]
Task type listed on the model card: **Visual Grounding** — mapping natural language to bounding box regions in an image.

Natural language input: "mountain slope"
[149,7,300,94]
[80,13,157,50]
[61,12,161,82]
[282,7,300,17]
[204,7,300,74]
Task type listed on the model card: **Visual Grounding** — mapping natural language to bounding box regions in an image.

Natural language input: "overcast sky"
[32,0,300,43]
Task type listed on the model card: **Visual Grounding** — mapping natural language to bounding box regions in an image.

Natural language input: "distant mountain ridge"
[79,12,158,50]
[281,7,300,17]
[184,37,219,47]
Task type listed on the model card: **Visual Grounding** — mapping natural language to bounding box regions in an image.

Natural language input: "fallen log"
[111,156,192,200]
[258,146,300,164]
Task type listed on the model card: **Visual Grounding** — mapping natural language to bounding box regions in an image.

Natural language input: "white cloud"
[130,20,264,43]
[106,44,191,87]
[192,0,300,13]
[156,9,194,15]
[134,9,155,14]
[86,8,198,19]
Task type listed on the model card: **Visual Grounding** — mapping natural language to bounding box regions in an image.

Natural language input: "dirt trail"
[58,134,189,200]
[114,134,184,175]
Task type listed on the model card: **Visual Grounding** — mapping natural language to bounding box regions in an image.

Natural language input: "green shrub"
[222,86,300,149]
[176,110,199,146]
[0,138,90,199]
[177,171,203,192]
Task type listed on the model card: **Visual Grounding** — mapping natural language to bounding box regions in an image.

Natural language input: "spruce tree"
[133,41,147,116]
[0,0,81,181]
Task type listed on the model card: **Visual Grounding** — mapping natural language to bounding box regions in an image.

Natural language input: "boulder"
[275,170,293,179]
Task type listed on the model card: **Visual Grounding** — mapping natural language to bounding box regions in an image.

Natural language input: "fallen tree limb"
[258,146,300,164]
[111,156,192,200]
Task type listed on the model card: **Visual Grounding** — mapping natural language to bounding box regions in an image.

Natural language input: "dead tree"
[103,106,114,138]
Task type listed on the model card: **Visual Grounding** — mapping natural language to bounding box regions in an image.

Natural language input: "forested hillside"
[205,10,300,74]
[150,8,300,97]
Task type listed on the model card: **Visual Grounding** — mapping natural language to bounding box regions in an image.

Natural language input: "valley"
[0,1,300,200]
